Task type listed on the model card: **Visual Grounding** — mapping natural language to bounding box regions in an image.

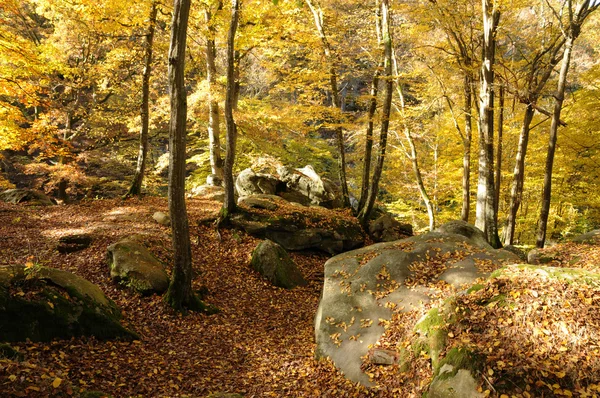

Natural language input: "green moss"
[414,308,448,367]
[516,265,600,285]
[433,346,484,381]
[466,283,485,294]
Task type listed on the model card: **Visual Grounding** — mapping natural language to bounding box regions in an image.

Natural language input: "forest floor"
[0,197,599,397]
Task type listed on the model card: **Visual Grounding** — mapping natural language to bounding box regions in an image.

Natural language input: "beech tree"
[164,0,198,310]
[475,0,501,248]
[126,1,158,197]
[536,0,599,248]
[358,0,393,226]
[221,0,241,218]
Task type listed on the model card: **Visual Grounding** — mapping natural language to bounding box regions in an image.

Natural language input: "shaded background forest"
[2,0,600,245]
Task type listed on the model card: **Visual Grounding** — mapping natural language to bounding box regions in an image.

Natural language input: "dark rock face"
[231,195,364,255]
[0,189,55,206]
[106,237,170,295]
[368,213,413,242]
[250,240,307,289]
[0,265,137,342]
[57,234,93,254]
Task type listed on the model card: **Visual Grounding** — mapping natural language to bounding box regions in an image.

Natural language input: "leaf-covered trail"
[0,198,364,397]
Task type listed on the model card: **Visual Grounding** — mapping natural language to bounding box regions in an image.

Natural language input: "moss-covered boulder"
[231,195,364,255]
[106,237,169,295]
[251,240,307,289]
[0,265,137,342]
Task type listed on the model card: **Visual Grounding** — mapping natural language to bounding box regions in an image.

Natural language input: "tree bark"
[475,0,501,248]
[165,0,196,310]
[358,60,382,214]
[461,73,473,222]
[358,0,392,226]
[536,0,597,248]
[305,0,350,208]
[494,84,504,219]
[125,2,157,198]
[205,2,224,184]
[504,104,534,245]
[537,36,574,248]
[222,0,241,218]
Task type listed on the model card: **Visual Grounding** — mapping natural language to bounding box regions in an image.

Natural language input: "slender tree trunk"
[536,36,574,248]
[475,0,501,248]
[205,3,224,184]
[165,0,196,310]
[305,0,350,207]
[222,0,240,218]
[494,84,504,219]
[504,104,534,245]
[126,2,157,197]
[358,60,382,213]
[461,73,473,222]
[358,0,392,226]
[406,128,435,230]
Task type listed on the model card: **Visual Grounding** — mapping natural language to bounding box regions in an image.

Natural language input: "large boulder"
[57,234,93,254]
[434,220,491,250]
[0,188,55,206]
[368,213,413,242]
[250,240,308,289]
[0,265,137,342]
[314,231,520,385]
[570,229,600,244]
[277,165,337,207]
[106,237,170,295]
[232,195,364,255]
[189,184,225,201]
[235,168,280,197]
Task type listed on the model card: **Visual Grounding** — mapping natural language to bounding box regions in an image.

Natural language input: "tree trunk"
[494,84,504,219]
[358,60,382,214]
[475,0,501,248]
[305,0,350,208]
[536,36,574,248]
[504,104,534,245]
[461,73,473,222]
[222,0,241,218]
[358,0,392,226]
[125,2,157,198]
[205,3,224,184]
[406,128,435,230]
[164,0,196,310]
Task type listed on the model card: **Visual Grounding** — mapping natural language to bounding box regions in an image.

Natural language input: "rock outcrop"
[314,227,519,385]
[106,237,170,295]
[232,195,364,255]
[0,265,136,342]
[250,240,308,289]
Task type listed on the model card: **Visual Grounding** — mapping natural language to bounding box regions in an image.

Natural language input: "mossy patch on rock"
[0,265,137,342]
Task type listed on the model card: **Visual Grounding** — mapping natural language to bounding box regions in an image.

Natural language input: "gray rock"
[435,220,492,250]
[571,229,600,244]
[314,232,518,386]
[251,240,307,289]
[369,213,413,242]
[527,248,560,265]
[235,168,279,197]
[189,184,225,201]
[106,237,169,295]
[152,211,170,226]
[0,189,55,206]
[238,194,280,211]
[429,366,482,398]
[278,165,337,207]
[206,173,223,187]
[0,265,137,342]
